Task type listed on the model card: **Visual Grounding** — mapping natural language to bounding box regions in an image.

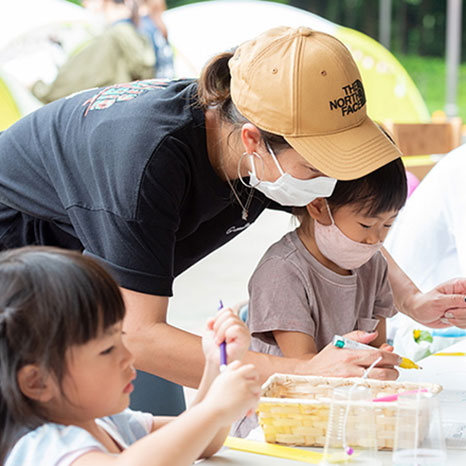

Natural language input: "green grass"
[394,54,466,121]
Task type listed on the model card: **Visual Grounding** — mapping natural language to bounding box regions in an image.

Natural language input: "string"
[342,356,383,456]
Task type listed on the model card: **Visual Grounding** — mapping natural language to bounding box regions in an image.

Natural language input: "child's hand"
[379,343,394,352]
[203,361,260,426]
[302,330,401,380]
[203,308,251,366]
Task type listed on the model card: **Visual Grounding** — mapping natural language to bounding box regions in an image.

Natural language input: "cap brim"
[285,117,402,180]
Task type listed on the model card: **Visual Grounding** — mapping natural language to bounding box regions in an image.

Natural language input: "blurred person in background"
[31,0,155,104]
[139,0,175,78]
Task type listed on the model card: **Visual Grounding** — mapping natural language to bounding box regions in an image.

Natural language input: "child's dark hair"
[0,247,125,463]
[294,157,407,224]
[329,157,407,216]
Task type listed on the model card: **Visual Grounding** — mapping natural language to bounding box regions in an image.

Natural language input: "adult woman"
[0,27,464,410]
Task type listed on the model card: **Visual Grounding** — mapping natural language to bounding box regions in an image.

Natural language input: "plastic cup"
[321,384,381,465]
[392,391,447,466]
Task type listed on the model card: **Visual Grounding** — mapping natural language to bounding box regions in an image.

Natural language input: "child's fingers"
[231,363,259,382]
[212,308,236,335]
[214,315,237,340]
[224,322,249,344]
[246,382,262,397]
[379,343,394,352]
[206,316,216,330]
[225,360,242,370]
[224,361,257,379]
[343,329,379,345]
[245,392,261,417]
[212,307,235,325]
[214,314,243,345]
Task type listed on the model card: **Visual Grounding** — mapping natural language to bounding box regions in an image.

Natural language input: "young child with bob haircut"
[0,246,260,465]
[234,156,407,438]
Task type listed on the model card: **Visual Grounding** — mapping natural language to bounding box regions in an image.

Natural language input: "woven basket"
[258,374,442,450]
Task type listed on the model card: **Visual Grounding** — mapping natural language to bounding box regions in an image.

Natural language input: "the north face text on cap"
[329,79,366,116]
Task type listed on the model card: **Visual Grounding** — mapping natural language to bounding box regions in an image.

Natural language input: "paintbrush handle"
[218,300,227,369]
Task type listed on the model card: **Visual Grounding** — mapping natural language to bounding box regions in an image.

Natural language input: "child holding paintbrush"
[1,246,260,465]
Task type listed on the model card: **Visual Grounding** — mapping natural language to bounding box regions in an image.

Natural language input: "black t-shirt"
[0,79,280,295]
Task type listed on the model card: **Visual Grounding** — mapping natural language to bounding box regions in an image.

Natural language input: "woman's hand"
[382,247,466,329]
[203,308,251,367]
[404,278,466,328]
[296,330,401,380]
[202,361,260,426]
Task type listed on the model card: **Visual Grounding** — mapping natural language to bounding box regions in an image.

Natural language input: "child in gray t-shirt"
[248,156,408,358]
[234,157,408,437]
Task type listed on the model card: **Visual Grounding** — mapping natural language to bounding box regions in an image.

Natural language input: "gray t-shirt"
[247,230,397,356]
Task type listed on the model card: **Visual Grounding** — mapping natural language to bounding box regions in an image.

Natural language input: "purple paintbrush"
[218,300,227,370]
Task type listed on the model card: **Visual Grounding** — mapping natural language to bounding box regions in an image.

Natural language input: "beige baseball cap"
[229,26,402,180]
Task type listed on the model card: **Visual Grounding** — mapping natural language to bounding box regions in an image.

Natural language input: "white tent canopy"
[164,0,337,78]
[0,0,97,49]
[0,0,101,87]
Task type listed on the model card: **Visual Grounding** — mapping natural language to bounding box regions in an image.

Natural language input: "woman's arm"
[121,288,205,388]
[121,287,401,385]
[120,288,307,386]
[121,285,308,386]
[382,247,466,328]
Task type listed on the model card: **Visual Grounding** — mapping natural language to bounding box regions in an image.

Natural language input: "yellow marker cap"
[400,357,421,369]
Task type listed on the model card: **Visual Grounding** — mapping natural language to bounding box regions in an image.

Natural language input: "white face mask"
[248,144,337,206]
[314,201,383,270]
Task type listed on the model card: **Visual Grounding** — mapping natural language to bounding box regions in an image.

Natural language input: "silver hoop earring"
[237,151,264,188]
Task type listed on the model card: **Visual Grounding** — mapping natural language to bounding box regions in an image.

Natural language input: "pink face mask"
[314,201,383,270]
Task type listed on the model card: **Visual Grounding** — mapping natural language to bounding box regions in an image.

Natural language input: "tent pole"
[445,0,463,118]
[379,0,392,50]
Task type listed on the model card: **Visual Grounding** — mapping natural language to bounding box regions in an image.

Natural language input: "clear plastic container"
[322,384,381,465]
[393,391,447,466]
